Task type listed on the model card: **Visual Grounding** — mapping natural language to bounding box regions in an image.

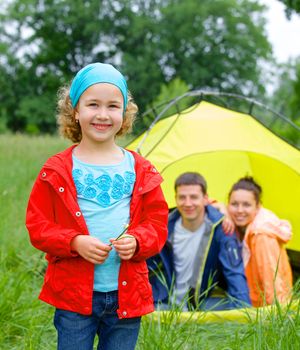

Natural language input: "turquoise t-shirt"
[72,149,136,292]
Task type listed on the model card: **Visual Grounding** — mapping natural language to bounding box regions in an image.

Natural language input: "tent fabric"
[146,299,299,324]
[127,101,300,252]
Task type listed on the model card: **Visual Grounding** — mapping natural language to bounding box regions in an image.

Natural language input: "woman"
[227,176,293,307]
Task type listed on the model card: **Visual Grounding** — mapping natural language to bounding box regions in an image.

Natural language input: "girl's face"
[75,83,124,145]
[228,189,259,229]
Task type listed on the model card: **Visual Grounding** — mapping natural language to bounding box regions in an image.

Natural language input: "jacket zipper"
[194,217,224,303]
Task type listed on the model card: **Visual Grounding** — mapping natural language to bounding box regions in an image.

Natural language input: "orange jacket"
[243,207,292,307]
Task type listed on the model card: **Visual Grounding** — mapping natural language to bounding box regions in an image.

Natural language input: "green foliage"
[16,94,57,134]
[149,78,190,110]
[289,63,300,120]
[138,299,300,350]
[278,0,300,17]
[0,0,273,135]
[135,78,192,133]
[0,134,70,349]
[0,114,8,133]
[269,59,300,143]
[120,0,272,116]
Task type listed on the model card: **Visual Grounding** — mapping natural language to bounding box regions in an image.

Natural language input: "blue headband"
[69,62,128,109]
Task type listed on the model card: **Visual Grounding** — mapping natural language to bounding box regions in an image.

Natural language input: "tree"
[117,0,272,115]
[289,62,300,119]
[0,0,273,134]
[271,59,300,119]
[278,0,300,17]
[0,0,115,132]
[267,59,300,146]
[148,78,191,111]
[133,78,192,133]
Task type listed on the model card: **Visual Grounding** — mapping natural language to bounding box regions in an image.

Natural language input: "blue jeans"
[54,290,141,350]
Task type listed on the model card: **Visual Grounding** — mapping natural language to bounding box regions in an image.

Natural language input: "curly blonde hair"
[57,85,138,143]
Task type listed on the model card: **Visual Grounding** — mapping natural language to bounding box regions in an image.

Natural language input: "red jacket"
[26,145,168,318]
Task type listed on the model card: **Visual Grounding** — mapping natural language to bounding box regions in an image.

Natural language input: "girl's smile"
[91,122,112,131]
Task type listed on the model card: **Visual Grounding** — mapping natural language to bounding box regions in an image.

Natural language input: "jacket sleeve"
[26,174,82,258]
[130,185,169,262]
[218,232,251,306]
[252,234,290,304]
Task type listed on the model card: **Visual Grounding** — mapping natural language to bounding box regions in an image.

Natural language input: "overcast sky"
[260,0,300,62]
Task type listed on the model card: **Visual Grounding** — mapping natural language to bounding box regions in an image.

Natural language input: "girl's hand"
[222,216,235,235]
[71,235,112,264]
[211,201,235,235]
[109,235,137,260]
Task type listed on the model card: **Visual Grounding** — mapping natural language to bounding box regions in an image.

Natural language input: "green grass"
[1,133,300,349]
[0,134,70,349]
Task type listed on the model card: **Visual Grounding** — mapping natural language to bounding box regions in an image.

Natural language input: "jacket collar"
[168,204,223,238]
[42,145,163,194]
[43,144,76,179]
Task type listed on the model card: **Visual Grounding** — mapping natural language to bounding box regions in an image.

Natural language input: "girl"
[26,62,168,350]
[227,176,292,307]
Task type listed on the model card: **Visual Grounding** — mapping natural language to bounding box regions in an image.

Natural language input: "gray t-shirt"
[172,217,206,305]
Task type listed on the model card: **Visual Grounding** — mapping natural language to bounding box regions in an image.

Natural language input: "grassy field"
[1,133,300,349]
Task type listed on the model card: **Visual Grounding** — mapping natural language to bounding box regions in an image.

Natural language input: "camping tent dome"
[128,97,300,253]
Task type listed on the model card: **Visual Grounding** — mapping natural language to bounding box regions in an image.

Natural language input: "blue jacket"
[147,205,251,308]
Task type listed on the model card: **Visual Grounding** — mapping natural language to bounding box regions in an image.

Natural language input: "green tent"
[128,98,300,254]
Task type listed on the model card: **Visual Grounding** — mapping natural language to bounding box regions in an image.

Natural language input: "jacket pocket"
[46,259,67,293]
[225,240,242,267]
[133,262,152,299]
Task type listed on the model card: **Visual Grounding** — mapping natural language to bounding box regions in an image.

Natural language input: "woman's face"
[228,189,259,229]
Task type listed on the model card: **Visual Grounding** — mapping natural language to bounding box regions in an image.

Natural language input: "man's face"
[175,185,208,224]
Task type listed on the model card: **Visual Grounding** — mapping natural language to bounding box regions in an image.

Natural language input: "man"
[148,172,251,310]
